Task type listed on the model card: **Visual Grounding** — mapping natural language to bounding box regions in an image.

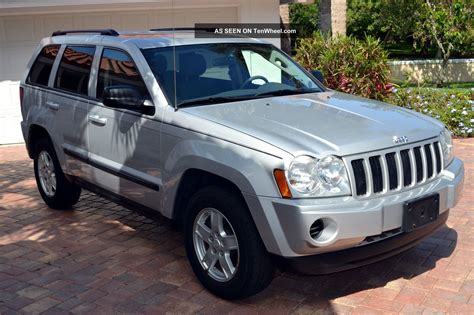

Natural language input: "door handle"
[88,115,107,126]
[45,101,59,110]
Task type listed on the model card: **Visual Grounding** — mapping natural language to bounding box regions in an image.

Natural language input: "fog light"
[309,219,325,239]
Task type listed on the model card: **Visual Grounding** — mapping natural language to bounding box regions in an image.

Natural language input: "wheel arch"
[172,168,250,225]
[168,162,283,255]
[27,124,52,158]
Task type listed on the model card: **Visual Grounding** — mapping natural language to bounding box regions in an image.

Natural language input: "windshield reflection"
[141,43,323,107]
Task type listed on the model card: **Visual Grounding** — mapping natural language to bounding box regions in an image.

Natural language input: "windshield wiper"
[255,88,320,98]
[178,96,253,108]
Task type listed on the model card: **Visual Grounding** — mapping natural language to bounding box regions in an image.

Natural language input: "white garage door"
[0,6,238,144]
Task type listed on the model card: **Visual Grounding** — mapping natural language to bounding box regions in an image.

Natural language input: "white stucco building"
[0,0,282,144]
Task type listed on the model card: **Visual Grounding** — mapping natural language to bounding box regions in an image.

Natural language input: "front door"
[87,47,162,210]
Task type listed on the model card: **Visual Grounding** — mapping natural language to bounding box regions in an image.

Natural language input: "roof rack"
[150,27,214,32]
[52,29,119,37]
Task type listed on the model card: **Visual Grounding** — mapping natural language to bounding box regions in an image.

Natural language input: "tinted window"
[27,45,60,86]
[55,46,95,95]
[97,48,149,100]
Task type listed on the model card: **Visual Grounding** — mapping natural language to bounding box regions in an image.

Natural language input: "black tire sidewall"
[184,186,273,299]
[33,138,80,209]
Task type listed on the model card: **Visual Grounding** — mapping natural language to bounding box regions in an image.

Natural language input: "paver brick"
[1,141,473,313]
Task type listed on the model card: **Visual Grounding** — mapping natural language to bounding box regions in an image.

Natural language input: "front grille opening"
[424,144,434,178]
[369,156,383,193]
[433,141,442,173]
[413,146,423,182]
[385,152,398,190]
[400,149,412,186]
[359,228,402,246]
[351,159,367,196]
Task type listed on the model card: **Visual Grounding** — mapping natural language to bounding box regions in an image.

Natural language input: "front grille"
[348,140,443,197]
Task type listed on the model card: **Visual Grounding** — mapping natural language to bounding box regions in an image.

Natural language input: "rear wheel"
[33,138,81,209]
[184,186,274,299]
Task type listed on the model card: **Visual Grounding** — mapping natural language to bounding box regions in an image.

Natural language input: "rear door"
[49,45,95,179]
[87,46,162,210]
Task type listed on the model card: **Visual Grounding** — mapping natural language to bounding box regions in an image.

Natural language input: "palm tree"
[319,0,347,36]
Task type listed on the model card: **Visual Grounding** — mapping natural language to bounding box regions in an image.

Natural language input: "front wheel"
[184,186,274,299]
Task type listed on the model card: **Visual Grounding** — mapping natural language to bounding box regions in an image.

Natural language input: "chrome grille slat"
[363,158,373,196]
[408,148,417,187]
[379,154,389,193]
[347,139,442,197]
[424,143,434,179]
[431,143,438,175]
[420,144,428,182]
[434,142,443,172]
[395,151,404,190]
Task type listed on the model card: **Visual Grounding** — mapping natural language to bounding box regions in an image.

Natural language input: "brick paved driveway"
[0,139,473,314]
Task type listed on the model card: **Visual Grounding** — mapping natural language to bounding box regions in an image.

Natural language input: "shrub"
[294,32,393,100]
[384,88,473,137]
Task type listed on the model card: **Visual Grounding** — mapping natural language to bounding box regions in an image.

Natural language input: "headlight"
[439,128,454,167]
[287,155,351,197]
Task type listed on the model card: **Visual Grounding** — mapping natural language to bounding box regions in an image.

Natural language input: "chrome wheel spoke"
[51,173,57,192]
[210,211,224,234]
[195,221,212,243]
[219,253,235,278]
[45,154,52,168]
[221,235,238,250]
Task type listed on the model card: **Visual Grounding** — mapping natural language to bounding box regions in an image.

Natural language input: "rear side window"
[97,48,149,100]
[55,45,95,95]
[27,45,60,86]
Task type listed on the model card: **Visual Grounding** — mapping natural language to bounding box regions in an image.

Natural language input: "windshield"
[141,43,323,107]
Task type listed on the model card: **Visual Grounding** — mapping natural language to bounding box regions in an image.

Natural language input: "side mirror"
[310,70,325,84]
[103,85,154,114]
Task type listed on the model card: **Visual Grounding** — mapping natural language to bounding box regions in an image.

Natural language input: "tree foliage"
[346,0,473,59]
[413,0,473,85]
[289,2,319,40]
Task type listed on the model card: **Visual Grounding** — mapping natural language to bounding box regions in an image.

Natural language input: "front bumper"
[251,157,463,258]
[285,209,449,275]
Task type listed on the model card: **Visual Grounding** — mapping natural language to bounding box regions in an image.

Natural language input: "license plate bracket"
[403,193,440,232]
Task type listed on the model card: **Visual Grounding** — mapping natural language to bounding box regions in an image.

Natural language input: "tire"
[184,186,274,300]
[33,138,81,209]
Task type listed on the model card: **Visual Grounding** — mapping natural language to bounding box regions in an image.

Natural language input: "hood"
[181,91,444,157]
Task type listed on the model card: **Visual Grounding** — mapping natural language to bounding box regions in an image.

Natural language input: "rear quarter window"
[26,45,60,86]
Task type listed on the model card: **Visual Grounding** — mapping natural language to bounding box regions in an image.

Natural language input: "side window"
[97,48,149,100]
[54,45,95,95]
[27,45,60,86]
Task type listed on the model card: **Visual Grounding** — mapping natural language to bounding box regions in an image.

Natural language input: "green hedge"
[384,88,473,137]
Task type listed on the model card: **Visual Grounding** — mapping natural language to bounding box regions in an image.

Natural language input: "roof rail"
[52,29,119,37]
[150,27,214,32]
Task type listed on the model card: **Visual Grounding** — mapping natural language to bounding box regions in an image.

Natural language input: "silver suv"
[20,29,464,299]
